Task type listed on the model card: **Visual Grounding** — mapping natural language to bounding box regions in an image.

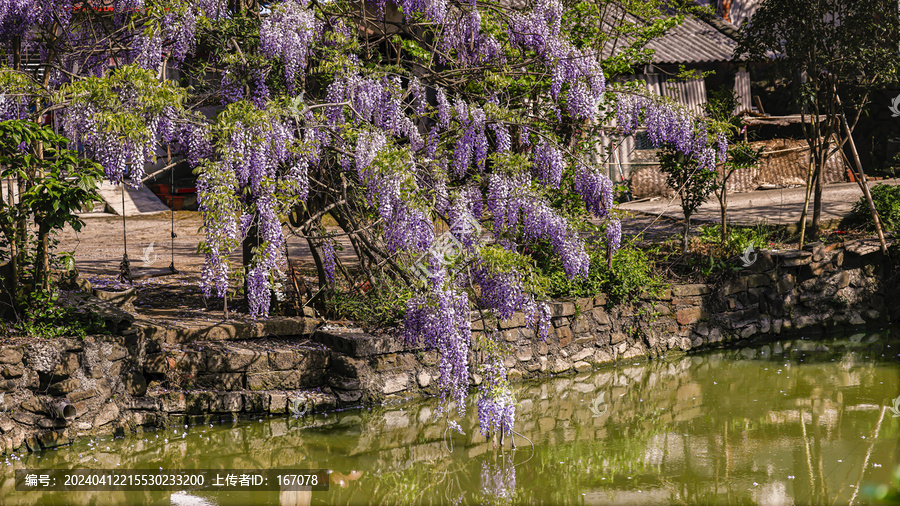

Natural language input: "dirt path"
[57,211,359,320]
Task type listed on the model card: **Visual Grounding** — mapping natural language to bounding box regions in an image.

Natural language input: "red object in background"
[163,195,184,211]
[174,187,196,194]
[846,169,856,183]
[148,183,171,195]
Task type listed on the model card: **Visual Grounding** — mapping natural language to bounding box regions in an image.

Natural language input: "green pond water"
[3,330,900,505]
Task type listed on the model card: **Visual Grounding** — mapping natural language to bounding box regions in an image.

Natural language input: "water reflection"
[2,331,899,504]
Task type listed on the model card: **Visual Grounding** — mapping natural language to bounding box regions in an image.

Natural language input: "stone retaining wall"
[311,238,899,404]
[0,238,896,455]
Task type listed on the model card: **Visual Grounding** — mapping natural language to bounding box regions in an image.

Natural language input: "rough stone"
[158,392,186,413]
[539,357,549,372]
[20,397,47,415]
[144,353,168,375]
[106,344,128,362]
[727,308,760,328]
[417,371,432,388]
[516,349,533,362]
[571,348,592,362]
[382,374,409,394]
[52,353,80,377]
[740,325,758,338]
[571,316,592,334]
[552,318,569,328]
[593,350,614,364]
[0,348,23,365]
[242,393,269,413]
[793,316,817,329]
[574,335,594,345]
[38,431,68,449]
[622,345,647,360]
[123,370,148,396]
[676,306,704,325]
[499,313,525,329]
[556,326,572,347]
[38,418,67,429]
[93,403,119,427]
[507,369,524,382]
[124,398,158,411]
[0,416,14,433]
[538,342,549,355]
[48,378,82,396]
[672,284,710,296]
[328,375,361,391]
[0,364,23,378]
[591,307,610,325]
[778,250,813,267]
[610,332,626,345]
[247,371,311,391]
[207,350,266,373]
[269,394,287,414]
[721,278,747,296]
[745,273,771,288]
[573,361,592,373]
[13,410,40,425]
[335,389,362,403]
[197,373,244,391]
[593,294,607,306]
[574,297,592,311]
[549,302,576,318]
[210,393,243,413]
[185,392,213,414]
[268,350,296,370]
[551,359,572,373]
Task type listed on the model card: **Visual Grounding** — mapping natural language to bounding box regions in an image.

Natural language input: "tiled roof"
[645,15,739,64]
[600,4,740,65]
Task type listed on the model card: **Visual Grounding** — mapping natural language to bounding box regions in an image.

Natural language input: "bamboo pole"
[798,154,815,249]
[837,110,889,256]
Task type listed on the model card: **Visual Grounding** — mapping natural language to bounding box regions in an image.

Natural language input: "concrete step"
[97,182,170,216]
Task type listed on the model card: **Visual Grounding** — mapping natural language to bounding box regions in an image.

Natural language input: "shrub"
[542,244,664,304]
[850,183,900,232]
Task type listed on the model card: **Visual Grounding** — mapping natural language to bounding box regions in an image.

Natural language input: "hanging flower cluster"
[403,255,472,418]
[616,94,728,170]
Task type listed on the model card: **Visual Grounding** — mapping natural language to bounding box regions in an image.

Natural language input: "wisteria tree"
[0,0,727,440]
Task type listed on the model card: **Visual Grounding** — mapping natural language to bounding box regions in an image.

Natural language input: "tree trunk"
[682,215,691,254]
[35,226,50,293]
[242,225,259,312]
[810,154,823,241]
[718,190,728,243]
